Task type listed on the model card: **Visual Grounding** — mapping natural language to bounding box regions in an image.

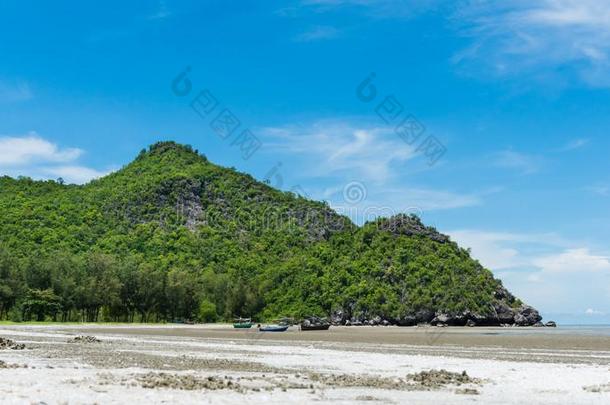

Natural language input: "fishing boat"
[258,324,289,332]
[233,317,253,329]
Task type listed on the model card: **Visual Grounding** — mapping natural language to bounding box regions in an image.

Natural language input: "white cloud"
[560,138,589,151]
[454,0,610,87]
[585,184,609,197]
[147,0,171,20]
[533,248,610,273]
[261,119,481,216]
[261,120,417,183]
[41,165,109,185]
[0,133,109,184]
[325,185,482,223]
[447,229,608,275]
[298,1,610,86]
[585,308,605,316]
[294,26,340,42]
[0,134,82,166]
[447,228,610,317]
[447,229,564,270]
[299,0,442,19]
[493,150,541,174]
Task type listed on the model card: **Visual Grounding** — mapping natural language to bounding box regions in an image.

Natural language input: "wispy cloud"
[299,0,443,19]
[294,25,340,42]
[296,1,610,86]
[453,0,610,87]
[533,248,610,273]
[261,119,483,216]
[493,150,542,174]
[0,134,82,166]
[559,138,589,151]
[41,165,110,185]
[447,229,567,270]
[147,0,171,20]
[585,184,609,197]
[0,133,111,184]
[448,229,610,275]
[585,308,606,316]
[447,227,610,315]
[261,120,417,183]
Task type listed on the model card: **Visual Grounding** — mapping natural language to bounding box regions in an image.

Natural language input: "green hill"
[0,141,541,326]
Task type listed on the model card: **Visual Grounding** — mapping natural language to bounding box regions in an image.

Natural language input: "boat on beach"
[258,324,289,332]
[233,318,253,329]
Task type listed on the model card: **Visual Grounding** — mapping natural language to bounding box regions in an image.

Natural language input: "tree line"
[0,246,261,323]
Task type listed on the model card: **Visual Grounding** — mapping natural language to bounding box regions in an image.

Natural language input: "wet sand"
[71,324,610,352]
[1,324,609,404]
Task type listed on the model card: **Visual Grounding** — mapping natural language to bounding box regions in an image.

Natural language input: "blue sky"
[1,0,609,323]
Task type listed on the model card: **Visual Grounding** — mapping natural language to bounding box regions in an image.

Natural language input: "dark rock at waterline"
[545,321,557,328]
[432,313,451,325]
[330,310,345,325]
[395,316,417,327]
[515,305,542,326]
[332,299,542,328]
[415,309,435,324]
[494,302,517,324]
[470,313,495,326]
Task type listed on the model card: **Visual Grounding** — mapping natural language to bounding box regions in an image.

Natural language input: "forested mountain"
[0,142,541,326]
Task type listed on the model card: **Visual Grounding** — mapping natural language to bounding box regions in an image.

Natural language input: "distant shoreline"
[5,323,608,353]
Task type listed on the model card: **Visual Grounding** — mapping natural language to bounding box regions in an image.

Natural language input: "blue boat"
[258,324,289,332]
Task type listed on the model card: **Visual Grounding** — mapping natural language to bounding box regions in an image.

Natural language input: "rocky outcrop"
[331,301,543,327]
[375,214,449,243]
[514,305,542,326]
[494,302,517,324]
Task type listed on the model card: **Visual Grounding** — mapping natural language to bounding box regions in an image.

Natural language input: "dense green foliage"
[0,142,518,323]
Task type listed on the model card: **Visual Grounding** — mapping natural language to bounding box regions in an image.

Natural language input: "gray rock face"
[396,316,417,327]
[431,313,452,326]
[515,305,542,326]
[545,321,557,327]
[471,312,496,326]
[376,214,450,243]
[331,309,347,325]
[494,302,517,324]
[514,314,528,326]
[415,309,435,324]
[493,286,516,302]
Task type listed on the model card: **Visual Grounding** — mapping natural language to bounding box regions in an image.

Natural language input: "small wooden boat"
[258,324,289,332]
[233,318,253,329]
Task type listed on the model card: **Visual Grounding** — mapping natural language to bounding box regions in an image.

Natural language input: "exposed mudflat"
[0,324,609,404]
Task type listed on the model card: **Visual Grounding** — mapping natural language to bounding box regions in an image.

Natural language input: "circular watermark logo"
[343,181,367,205]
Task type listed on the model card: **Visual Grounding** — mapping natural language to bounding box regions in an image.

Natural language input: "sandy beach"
[1,324,609,404]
